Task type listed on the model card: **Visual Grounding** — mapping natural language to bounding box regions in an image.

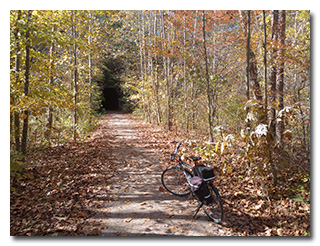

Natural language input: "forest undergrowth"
[10,113,310,236]
[142,121,310,236]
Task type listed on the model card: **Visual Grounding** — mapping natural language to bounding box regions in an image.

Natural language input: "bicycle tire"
[161,166,192,196]
[202,183,223,223]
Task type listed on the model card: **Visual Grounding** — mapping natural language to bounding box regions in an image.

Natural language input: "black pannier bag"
[189,176,213,205]
[194,164,215,180]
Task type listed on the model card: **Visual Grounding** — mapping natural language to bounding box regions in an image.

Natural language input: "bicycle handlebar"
[173,141,181,154]
[170,141,182,161]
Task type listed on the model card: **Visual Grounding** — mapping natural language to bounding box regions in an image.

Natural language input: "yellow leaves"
[215,141,220,153]
[221,142,226,154]
[123,217,133,223]
[223,164,233,175]
[215,141,227,155]
[20,113,28,119]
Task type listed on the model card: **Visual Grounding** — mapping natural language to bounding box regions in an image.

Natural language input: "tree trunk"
[275,10,286,144]
[268,10,279,136]
[88,12,93,108]
[249,50,263,101]
[21,10,32,156]
[139,11,144,82]
[46,25,56,142]
[240,10,262,103]
[245,10,251,169]
[13,10,22,152]
[263,10,268,109]
[183,11,188,132]
[153,11,161,125]
[161,11,173,131]
[191,11,198,131]
[246,10,251,101]
[71,11,78,142]
[203,11,214,142]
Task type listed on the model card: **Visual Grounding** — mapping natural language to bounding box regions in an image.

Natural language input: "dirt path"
[11,112,310,236]
[90,112,231,236]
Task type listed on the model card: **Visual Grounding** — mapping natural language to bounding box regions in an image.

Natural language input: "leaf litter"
[10,113,310,236]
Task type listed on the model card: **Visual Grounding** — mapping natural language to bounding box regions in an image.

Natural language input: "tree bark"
[183,11,188,132]
[88,12,93,108]
[249,50,263,101]
[240,10,263,103]
[203,10,214,142]
[275,10,286,144]
[191,11,198,131]
[161,11,173,131]
[71,11,78,142]
[268,10,279,136]
[246,10,251,101]
[46,25,56,142]
[13,10,22,152]
[263,10,268,109]
[153,11,162,125]
[21,10,32,156]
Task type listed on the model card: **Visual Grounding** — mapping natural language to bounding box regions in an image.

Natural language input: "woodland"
[10,10,310,236]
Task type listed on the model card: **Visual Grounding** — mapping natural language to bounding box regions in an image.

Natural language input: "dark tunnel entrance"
[102,87,120,111]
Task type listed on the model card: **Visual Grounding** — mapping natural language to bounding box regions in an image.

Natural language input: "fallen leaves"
[169,225,179,233]
[143,217,151,222]
[159,186,166,192]
[167,212,174,218]
[10,113,310,237]
[123,217,133,223]
[10,120,116,236]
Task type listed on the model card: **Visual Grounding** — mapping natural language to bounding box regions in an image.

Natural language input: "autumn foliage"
[10,10,310,236]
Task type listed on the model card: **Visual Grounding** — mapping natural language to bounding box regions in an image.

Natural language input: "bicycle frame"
[175,158,193,181]
[170,142,215,184]
[163,141,223,223]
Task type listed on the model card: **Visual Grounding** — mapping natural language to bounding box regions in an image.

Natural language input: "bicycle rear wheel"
[161,166,192,196]
[202,183,223,223]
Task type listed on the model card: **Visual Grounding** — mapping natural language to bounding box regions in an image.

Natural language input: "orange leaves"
[124,200,131,204]
[159,186,166,192]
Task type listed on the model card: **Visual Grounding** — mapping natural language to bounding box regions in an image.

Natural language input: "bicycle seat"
[190,156,201,162]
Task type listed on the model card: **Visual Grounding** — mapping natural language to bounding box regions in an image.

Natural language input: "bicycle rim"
[161,166,192,196]
[202,183,223,223]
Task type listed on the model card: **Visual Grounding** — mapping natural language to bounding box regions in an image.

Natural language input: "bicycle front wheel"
[161,166,192,196]
[202,183,223,223]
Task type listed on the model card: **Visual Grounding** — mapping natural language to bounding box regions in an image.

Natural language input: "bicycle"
[161,141,223,223]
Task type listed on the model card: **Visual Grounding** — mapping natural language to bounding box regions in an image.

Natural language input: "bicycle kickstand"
[193,202,204,218]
